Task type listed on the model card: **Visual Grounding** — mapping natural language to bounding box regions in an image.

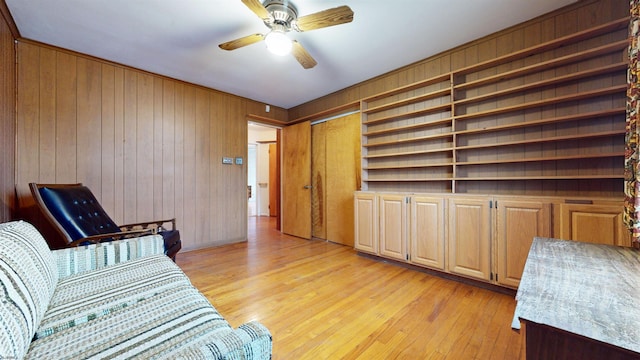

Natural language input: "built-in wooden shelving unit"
[360,17,628,196]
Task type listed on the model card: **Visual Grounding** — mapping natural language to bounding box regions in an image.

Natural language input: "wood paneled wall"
[289,0,626,120]
[0,5,16,223]
[14,41,287,251]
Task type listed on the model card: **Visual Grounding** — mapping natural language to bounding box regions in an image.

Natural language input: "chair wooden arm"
[119,218,176,231]
[67,229,155,247]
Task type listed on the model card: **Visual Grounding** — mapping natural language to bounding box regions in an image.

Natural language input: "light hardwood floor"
[176,216,525,359]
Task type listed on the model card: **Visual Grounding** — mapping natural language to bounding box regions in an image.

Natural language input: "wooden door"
[268,143,278,217]
[354,192,377,254]
[311,113,361,245]
[410,196,446,270]
[559,203,630,246]
[282,121,311,239]
[379,194,407,261]
[495,199,550,288]
[448,196,491,281]
[325,113,361,246]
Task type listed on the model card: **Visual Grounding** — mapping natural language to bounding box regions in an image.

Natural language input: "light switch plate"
[222,157,233,164]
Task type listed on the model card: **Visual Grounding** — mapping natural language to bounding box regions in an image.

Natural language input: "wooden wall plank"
[54,52,77,183]
[194,88,210,248]
[182,85,197,248]
[153,78,164,220]
[136,73,155,221]
[209,92,224,242]
[162,80,176,221]
[173,83,185,232]
[38,48,56,183]
[228,95,248,241]
[76,57,102,191]
[0,10,15,222]
[100,64,116,215]
[123,69,137,223]
[15,43,40,207]
[113,66,125,223]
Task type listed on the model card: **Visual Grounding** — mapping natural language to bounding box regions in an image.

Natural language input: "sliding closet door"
[327,113,361,246]
[282,121,311,239]
[312,113,361,246]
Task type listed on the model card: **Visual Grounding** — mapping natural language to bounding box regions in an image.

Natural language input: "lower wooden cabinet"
[410,196,446,270]
[356,193,446,270]
[377,194,447,270]
[447,197,491,281]
[447,197,552,286]
[354,192,377,254]
[354,192,625,289]
[495,199,551,288]
[378,194,407,261]
[559,202,630,247]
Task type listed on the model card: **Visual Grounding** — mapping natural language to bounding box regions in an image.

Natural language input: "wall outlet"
[235,157,243,165]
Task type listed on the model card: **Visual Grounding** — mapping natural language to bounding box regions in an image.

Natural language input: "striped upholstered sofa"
[0,220,272,359]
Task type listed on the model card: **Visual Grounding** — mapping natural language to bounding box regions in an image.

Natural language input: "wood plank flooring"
[176,216,525,359]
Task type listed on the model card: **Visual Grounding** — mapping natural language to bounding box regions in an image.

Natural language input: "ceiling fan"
[219,0,354,69]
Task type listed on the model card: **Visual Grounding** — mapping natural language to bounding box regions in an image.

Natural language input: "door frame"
[247,121,282,229]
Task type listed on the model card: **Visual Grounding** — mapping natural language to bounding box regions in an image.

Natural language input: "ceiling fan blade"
[241,0,270,20]
[291,41,317,69]
[295,5,354,32]
[219,33,264,51]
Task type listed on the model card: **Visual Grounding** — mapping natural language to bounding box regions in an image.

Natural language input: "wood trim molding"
[0,0,20,39]
[288,101,360,125]
[246,113,287,127]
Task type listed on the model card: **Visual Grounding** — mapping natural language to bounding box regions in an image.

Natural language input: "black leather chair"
[29,183,181,260]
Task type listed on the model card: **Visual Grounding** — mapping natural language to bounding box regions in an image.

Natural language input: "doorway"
[247,144,258,216]
[248,122,280,229]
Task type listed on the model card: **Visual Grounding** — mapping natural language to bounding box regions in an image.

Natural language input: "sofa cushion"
[27,255,235,359]
[175,321,273,359]
[37,254,191,338]
[52,234,165,278]
[0,221,58,360]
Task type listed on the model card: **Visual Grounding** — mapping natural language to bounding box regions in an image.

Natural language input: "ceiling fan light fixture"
[265,30,292,56]
[221,1,353,69]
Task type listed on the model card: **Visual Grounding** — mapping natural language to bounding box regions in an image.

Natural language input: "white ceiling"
[6,0,577,109]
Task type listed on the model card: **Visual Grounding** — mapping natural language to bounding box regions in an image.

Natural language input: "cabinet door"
[448,197,491,281]
[379,194,407,261]
[410,196,445,270]
[354,192,377,254]
[559,203,630,247]
[496,199,550,288]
